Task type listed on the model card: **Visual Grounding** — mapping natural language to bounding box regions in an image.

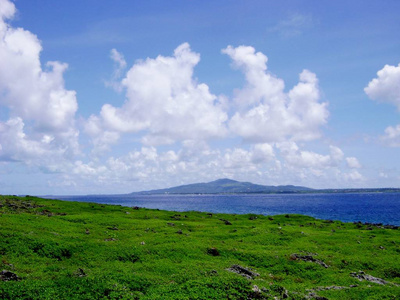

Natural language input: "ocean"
[51,192,400,225]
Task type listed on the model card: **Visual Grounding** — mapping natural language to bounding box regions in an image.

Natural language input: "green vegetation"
[1,195,399,299]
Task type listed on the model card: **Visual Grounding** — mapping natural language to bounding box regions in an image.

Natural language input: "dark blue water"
[52,193,400,225]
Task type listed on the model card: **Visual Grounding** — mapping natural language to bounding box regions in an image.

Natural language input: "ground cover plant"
[0,195,399,299]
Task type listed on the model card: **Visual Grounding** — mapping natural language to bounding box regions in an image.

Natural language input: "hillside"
[1,195,399,299]
[133,178,313,195]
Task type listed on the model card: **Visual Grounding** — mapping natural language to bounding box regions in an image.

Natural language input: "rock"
[104,238,117,242]
[207,247,220,256]
[219,219,232,225]
[0,270,19,281]
[75,268,87,277]
[171,214,182,220]
[210,270,218,275]
[252,285,261,294]
[39,209,54,217]
[176,229,183,234]
[307,285,351,292]
[226,264,259,279]
[307,293,328,300]
[290,253,329,268]
[350,271,394,285]
[107,226,118,230]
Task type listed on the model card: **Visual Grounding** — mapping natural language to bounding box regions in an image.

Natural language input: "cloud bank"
[0,0,367,193]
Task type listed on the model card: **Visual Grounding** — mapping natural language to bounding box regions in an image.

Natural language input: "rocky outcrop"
[290,253,329,268]
[226,264,259,279]
[0,270,19,281]
[350,271,398,285]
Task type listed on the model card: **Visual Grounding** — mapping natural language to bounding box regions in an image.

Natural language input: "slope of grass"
[1,195,399,299]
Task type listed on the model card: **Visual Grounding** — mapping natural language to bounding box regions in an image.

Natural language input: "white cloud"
[106,48,127,92]
[61,138,364,193]
[381,125,400,147]
[346,157,362,169]
[110,48,127,72]
[343,170,364,182]
[0,0,368,193]
[0,0,15,22]
[84,115,120,156]
[278,142,343,169]
[88,43,228,150]
[379,172,388,179]
[223,45,329,143]
[0,0,79,167]
[365,63,400,110]
[63,141,278,192]
[365,63,400,147]
[0,118,46,161]
[270,13,314,38]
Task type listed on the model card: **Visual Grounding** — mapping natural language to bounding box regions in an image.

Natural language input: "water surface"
[52,193,400,225]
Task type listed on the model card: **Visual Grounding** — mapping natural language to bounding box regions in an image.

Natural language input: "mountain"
[132,178,313,195]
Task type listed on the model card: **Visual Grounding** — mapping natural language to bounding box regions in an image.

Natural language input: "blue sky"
[1,0,400,195]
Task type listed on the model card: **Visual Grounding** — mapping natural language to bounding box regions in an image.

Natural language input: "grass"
[0,195,399,299]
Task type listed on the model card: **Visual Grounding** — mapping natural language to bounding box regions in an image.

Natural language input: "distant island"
[132,178,313,195]
[132,178,400,195]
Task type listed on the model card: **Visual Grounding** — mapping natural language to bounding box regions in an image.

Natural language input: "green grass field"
[1,195,399,299]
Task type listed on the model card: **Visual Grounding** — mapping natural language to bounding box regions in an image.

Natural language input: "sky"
[0,0,400,195]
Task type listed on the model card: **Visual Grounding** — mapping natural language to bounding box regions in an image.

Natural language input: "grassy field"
[0,195,399,299]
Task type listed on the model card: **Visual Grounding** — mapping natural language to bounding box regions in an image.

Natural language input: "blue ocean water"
[52,193,400,225]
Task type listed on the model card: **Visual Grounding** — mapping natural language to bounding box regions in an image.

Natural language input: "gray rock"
[0,270,19,281]
[290,253,329,268]
[226,264,259,279]
[350,271,394,285]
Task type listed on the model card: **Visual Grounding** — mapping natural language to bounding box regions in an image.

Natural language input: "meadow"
[1,195,399,299]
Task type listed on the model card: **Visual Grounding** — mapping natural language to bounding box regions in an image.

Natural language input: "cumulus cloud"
[88,43,228,150]
[346,157,362,169]
[59,138,364,193]
[0,0,79,166]
[365,63,400,110]
[278,142,343,169]
[62,141,279,192]
[343,170,364,182]
[223,45,329,143]
[0,0,14,22]
[381,125,400,147]
[365,63,400,147]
